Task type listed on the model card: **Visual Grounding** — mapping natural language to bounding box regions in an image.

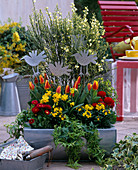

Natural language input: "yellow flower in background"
[54,107,59,113]
[78,108,82,112]
[97,117,100,121]
[61,94,68,101]
[70,88,74,94]
[45,90,52,97]
[70,102,75,107]
[59,114,66,120]
[53,93,61,103]
[51,112,58,117]
[15,43,26,51]
[108,110,111,114]
[59,107,63,113]
[41,93,49,103]
[12,32,20,42]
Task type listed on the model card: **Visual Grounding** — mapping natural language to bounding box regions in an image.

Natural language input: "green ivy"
[53,118,106,169]
[103,133,138,170]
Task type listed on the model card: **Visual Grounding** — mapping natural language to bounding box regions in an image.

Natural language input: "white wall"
[0,0,73,26]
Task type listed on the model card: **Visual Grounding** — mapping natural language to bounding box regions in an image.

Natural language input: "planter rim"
[24,126,116,130]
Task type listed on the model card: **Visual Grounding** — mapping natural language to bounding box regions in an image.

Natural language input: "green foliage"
[4,110,28,139]
[103,133,138,170]
[27,3,109,82]
[74,0,102,23]
[53,118,106,169]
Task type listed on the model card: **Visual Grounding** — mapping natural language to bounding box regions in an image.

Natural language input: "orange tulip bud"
[56,86,61,93]
[77,76,81,85]
[29,81,34,90]
[39,75,44,84]
[87,83,92,91]
[44,80,51,90]
[65,85,70,94]
[34,77,38,84]
[92,80,98,90]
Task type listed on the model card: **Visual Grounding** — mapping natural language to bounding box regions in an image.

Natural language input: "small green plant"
[103,133,138,170]
[53,119,85,169]
[4,110,28,139]
[53,118,106,169]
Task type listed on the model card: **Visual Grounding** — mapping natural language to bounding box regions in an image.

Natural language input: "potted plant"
[4,3,117,168]
[5,74,117,167]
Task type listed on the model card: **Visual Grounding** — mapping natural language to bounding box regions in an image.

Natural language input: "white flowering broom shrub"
[27,3,109,83]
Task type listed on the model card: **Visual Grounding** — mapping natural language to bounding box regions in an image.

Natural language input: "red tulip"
[45,110,50,115]
[65,85,70,94]
[92,80,98,90]
[34,77,38,84]
[56,86,61,93]
[87,83,92,91]
[44,80,51,90]
[77,76,81,85]
[39,75,44,84]
[29,81,34,90]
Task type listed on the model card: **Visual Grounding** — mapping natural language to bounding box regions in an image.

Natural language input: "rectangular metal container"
[0,140,47,170]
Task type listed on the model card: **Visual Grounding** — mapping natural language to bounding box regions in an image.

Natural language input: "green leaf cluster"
[103,133,138,170]
[4,110,28,139]
[53,118,105,169]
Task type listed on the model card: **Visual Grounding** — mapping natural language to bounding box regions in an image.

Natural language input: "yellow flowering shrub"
[0,21,32,74]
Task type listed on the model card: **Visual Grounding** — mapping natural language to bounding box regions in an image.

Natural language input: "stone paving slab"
[0,116,137,170]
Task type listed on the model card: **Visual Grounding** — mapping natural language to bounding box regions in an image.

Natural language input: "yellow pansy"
[70,102,75,107]
[105,112,107,116]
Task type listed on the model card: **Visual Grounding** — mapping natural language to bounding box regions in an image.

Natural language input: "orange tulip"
[29,81,34,90]
[92,80,98,90]
[77,76,81,85]
[73,81,79,89]
[65,85,70,94]
[44,73,48,80]
[44,80,51,90]
[39,75,44,84]
[56,86,61,93]
[87,83,92,91]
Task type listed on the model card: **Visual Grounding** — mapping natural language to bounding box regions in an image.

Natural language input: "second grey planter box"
[24,126,116,160]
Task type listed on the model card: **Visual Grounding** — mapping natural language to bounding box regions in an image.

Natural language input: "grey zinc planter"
[24,126,116,160]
